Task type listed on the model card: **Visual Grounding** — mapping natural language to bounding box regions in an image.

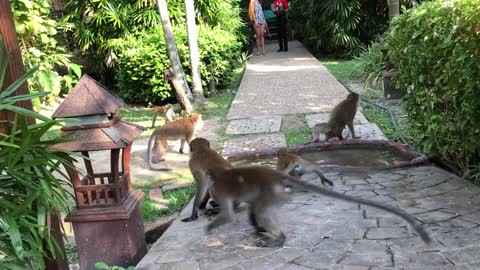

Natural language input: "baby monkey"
[276,147,333,188]
[207,166,431,247]
[151,104,176,128]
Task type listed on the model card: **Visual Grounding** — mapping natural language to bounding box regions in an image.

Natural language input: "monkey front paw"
[205,208,220,216]
[181,216,197,222]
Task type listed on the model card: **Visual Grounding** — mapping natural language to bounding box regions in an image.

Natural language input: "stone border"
[223,139,429,169]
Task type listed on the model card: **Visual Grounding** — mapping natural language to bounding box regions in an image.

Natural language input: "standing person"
[249,0,268,55]
[273,0,288,52]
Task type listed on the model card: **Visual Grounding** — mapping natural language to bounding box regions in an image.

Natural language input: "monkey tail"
[313,169,334,187]
[285,176,431,244]
[147,133,172,172]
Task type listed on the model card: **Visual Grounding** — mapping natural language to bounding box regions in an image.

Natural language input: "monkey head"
[189,138,210,152]
[347,92,360,103]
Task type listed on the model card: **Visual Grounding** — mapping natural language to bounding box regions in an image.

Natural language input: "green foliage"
[284,126,311,147]
[289,0,389,56]
[62,0,245,74]
[354,39,384,89]
[135,175,195,225]
[0,44,75,269]
[387,0,480,174]
[115,25,243,105]
[10,0,81,107]
[95,262,134,270]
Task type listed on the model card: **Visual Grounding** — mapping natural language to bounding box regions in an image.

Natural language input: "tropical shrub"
[0,42,76,269]
[115,25,243,105]
[62,0,244,74]
[354,38,384,89]
[387,0,480,175]
[10,0,81,107]
[289,0,425,56]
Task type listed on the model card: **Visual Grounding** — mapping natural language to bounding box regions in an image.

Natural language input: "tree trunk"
[164,69,193,113]
[185,0,207,108]
[156,0,194,102]
[388,0,400,18]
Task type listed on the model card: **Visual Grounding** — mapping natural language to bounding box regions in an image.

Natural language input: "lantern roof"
[50,119,145,151]
[52,75,125,119]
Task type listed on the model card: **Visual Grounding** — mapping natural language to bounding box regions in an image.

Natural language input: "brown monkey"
[206,166,431,247]
[151,104,176,128]
[276,147,333,188]
[147,112,204,171]
[309,92,360,142]
[182,138,234,222]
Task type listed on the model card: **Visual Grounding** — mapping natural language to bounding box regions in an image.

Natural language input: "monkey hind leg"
[348,122,360,139]
[253,205,286,247]
[249,208,267,233]
[206,198,234,232]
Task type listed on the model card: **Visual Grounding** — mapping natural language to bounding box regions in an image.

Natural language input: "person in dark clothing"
[273,0,288,52]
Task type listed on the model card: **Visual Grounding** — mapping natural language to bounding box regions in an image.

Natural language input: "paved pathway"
[135,41,480,269]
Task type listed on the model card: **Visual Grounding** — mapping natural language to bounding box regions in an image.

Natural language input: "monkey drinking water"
[206,166,431,247]
[276,147,333,188]
[146,112,203,171]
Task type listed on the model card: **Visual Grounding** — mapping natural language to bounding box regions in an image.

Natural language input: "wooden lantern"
[51,75,147,269]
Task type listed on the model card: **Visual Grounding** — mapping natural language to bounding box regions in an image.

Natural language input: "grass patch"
[320,59,363,82]
[135,171,195,225]
[199,91,236,121]
[284,126,311,146]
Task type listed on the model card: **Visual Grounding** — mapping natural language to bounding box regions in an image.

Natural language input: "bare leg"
[259,24,266,55]
[254,24,261,56]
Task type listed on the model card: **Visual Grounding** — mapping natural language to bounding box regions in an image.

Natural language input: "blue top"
[254,1,266,24]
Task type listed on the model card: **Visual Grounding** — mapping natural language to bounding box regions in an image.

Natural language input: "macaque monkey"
[307,92,360,143]
[151,104,176,128]
[206,166,431,247]
[276,147,333,188]
[182,138,234,222]
[147,112,204,171]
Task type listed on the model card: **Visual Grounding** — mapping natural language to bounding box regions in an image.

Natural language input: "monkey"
[307,92,360,143]
[146,112,204,171]
[151,104,176,128]
[181,137,234,222]
[276,147,334,188]
[206,165,431,247]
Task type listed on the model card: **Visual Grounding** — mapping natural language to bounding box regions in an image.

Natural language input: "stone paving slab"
[305,111,369,128]
[227,41,348,120]
[226,116,282,135]
[222,133,287,155]
[137,165,480,269]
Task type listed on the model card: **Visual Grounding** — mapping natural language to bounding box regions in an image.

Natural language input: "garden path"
[136,41,480,269]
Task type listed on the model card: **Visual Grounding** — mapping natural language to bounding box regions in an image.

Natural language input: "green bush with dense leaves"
[354,38,384,89]
[0,42,76,270]
[387,0,480,174]
[115,25,243,105]
[10,0,81,107]
[289,0,389,56]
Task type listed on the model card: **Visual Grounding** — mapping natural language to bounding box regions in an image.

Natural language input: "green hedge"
[387,0,480,173]
[115,25,243,105]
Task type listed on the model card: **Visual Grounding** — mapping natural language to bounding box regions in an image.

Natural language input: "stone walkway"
[135,41,480,269]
